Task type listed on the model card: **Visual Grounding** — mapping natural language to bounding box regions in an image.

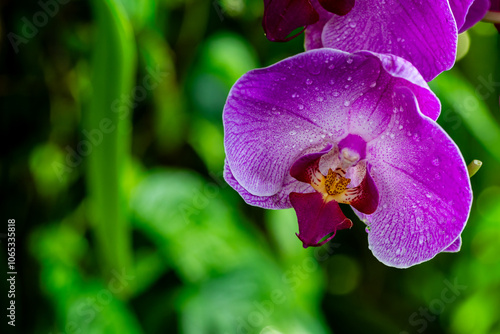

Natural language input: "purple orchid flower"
[223,49,472,268]
[263,0,489,81]
[305,0,491,81]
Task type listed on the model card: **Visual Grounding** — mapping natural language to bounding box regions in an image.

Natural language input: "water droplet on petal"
[344,100,350,107]
[369,82,377,88]
[289,131,297,136]
[333,91,340,97]
[298,104,304,110]
[306,78,313,85]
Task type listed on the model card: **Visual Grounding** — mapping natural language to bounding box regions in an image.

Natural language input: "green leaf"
[86,0,137,288]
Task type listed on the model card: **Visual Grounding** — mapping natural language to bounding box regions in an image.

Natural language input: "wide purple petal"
[316,0,458,81]
[263,0,319,42]
[345,166,379,215]
[290,144,333,183]
[290,191,352,247]
[356,89,472,268]
[224,162,312,209]
[449,0,476,32]
[224,49,442,205]
[357,52,441,121]
[442,236,462,253]
[461,0,490,32]
[304,1,332,49]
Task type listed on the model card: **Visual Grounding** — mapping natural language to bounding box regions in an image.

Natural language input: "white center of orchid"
[307,145,365,203]
[340,147,360,170]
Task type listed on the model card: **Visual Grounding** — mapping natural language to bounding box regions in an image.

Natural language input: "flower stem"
[482,11,500,24]
[86,0,136,296]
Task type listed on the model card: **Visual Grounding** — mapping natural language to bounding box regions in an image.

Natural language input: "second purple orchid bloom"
[223,49,472,268]
[264,0,493,81]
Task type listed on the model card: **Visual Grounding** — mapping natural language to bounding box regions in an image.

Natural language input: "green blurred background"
[1,0,500,333]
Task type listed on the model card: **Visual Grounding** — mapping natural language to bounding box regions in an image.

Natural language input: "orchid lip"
[288,141,379,248]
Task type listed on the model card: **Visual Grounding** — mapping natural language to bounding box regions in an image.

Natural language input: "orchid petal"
[290,191,352,247]
[359,52,441,121]
[356,89,472,268]
[442,236,462,253]
[263,0,319,42]
[224,162,311,209]
[449,0,477,32]
[304,1,332,49]
[315,0,458,81]
[450,0,489,33]
[340,165,379,215]
[290,144,332,184]
[460,0,489,32]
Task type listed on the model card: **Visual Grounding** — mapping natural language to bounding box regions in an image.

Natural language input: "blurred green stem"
[175,0,210,78]
[87,0,136,295]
